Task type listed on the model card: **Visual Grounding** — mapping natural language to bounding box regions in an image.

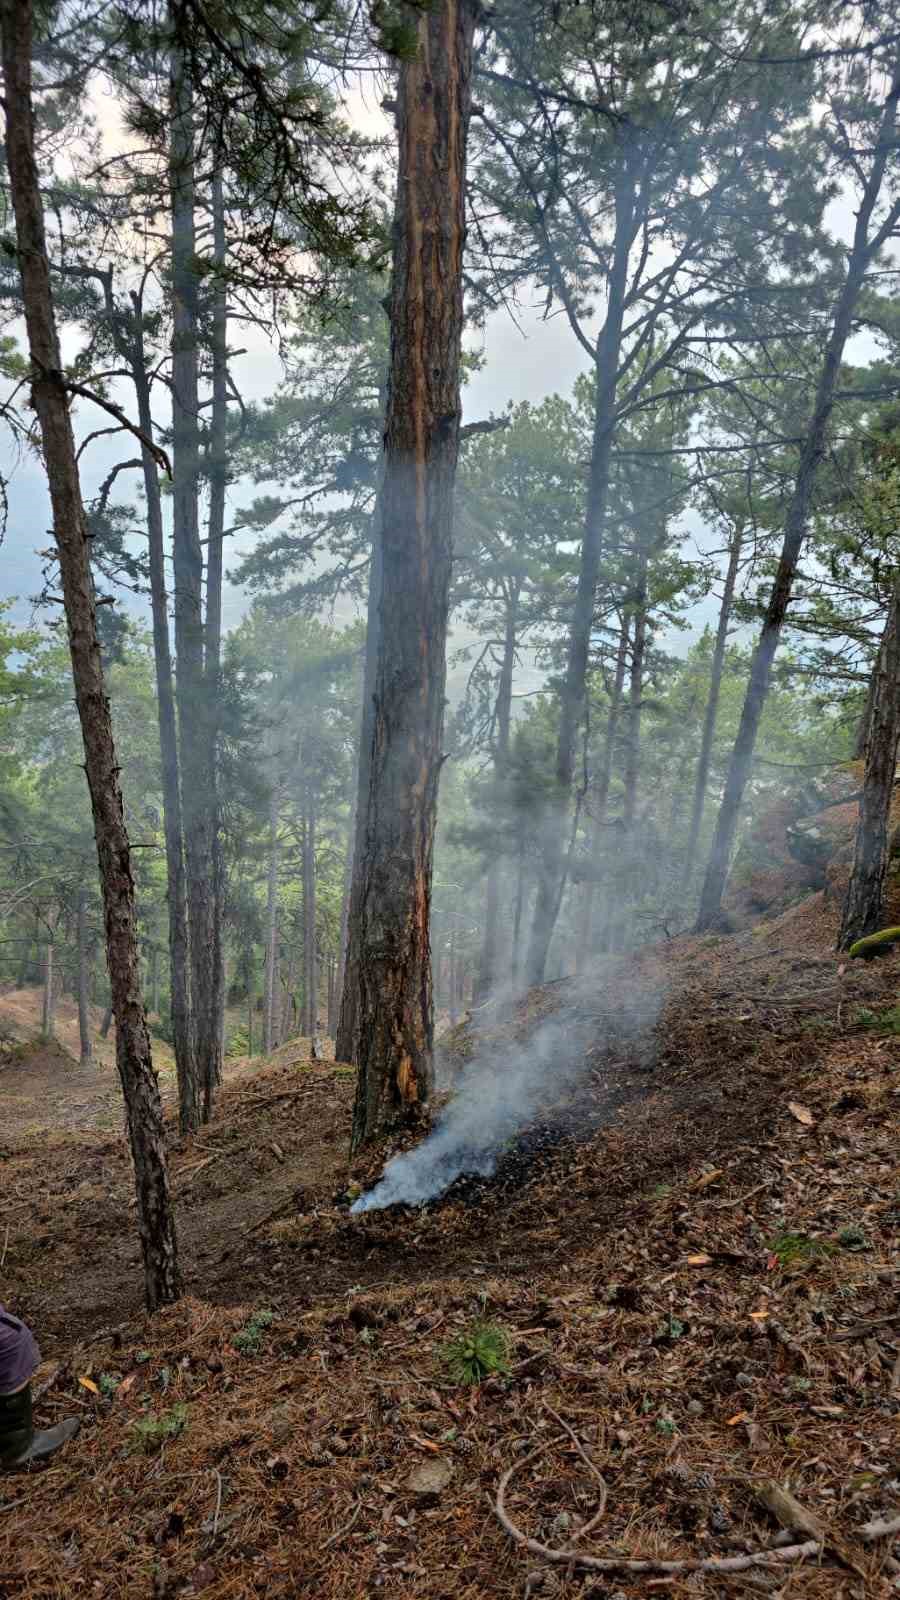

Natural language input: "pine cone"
[692,1469,716,1492]
[454,1436,477,1455]
[708,1502,732,1535]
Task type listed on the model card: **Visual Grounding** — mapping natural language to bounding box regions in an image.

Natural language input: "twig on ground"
[0,1224,8,1267]
[493,1438,822,1576]
[767,1320,812,1370]
[211,1469,223,1542]
[322,1498,363,1549]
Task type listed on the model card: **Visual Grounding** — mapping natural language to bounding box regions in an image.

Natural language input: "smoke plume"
[351,965,665,1214]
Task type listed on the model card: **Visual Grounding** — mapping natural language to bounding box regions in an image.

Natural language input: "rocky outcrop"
[724,764,900,929]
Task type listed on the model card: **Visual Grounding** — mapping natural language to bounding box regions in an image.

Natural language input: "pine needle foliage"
[441,1321,510,1386]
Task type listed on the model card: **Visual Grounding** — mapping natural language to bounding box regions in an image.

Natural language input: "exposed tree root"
[493,1433,823,1578]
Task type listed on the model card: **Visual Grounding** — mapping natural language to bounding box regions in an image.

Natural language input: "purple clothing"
[0,1304,40,1394]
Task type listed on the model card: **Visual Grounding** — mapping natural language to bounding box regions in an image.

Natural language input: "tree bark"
[203,160,228,1119]
[169,29,217,1117]
[623,560,648,835]
[695,70,900,931]
[335,451,385,1065]
[345,0,477,1150]
[303,795,318,1041]
[575,616,630,970]
[839,577,900,948]
[683,524,743,887]
[476,585,520,1001]
[41,938,54,1042]
[76,887,92,1063]
[264,784,280,1055]
[1,0,180,1310]
[129,301,197,1131]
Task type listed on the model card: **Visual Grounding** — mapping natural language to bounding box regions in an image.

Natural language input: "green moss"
[848,926,900,960]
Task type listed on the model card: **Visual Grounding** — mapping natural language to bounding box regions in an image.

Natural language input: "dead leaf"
[686,1253,712,1266]
[118,1373,138,1396]
[78,1376,99,1395]
[409,1434,441,1454]
[726,1411,749,1426]
[787,1101,815,1127]
[689,1169,724,1191]
[744,1421,766,1453]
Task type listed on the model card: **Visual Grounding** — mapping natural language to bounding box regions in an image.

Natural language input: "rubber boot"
[0,1384,80,1470]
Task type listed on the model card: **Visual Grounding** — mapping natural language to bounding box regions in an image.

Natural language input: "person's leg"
[0,1309,79,1470]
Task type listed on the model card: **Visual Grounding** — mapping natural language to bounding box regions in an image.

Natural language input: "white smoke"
[351,965,665,1214]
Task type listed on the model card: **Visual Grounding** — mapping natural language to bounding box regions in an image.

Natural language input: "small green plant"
[768,1231,834,1269]
[441,1321,510,1386]
[856,1004,900,1035]
[655,1314,686,1342]
[656,1415,677,1437]
[789,1375,812,1394]
[98,1372,121,1398]
[837,1224,869,1251]
[233,1308,275,1357]
[131,1403,188,1454]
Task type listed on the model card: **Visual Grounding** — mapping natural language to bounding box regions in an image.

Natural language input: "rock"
[686,1399,704,1417]
[405,1457,454,1496]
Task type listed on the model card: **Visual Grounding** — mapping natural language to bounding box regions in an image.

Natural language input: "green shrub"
[441,1321,510,1386]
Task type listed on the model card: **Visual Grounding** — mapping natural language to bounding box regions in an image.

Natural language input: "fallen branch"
[493,1437,822,1577]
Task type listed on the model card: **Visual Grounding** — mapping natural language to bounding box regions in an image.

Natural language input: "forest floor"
[1,891,899,1599]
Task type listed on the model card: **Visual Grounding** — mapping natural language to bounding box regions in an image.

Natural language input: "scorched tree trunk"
[346,0,477,1150]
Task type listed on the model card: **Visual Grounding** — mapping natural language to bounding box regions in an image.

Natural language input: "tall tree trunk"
[576,616,630,970]
[622,563,648,834]
[525,161,638,988]
[682,524,743,887]
[264,785,280,1055]
[695,68,900,931]
[853,663,878,759]
[76,886,92,1063]
[839,579,900,948]
[303,795,318,1041]
[41,938,54,1042]
[149,946,159,1018]
[335,434,385,1065]
[169,32,217,1117]
[327,954,337,1039]
[1,0,180,1309]
[345,0,477,1151]
[100,1002,113,1038]
[203,160,228,1121]
[476,587,520,1001]
[129,305,197,1131]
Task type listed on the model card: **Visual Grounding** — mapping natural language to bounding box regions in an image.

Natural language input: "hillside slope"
[1,892,898,1598]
